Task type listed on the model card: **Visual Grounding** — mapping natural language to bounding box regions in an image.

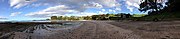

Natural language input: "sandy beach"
[108,21,180,39]
[0,21,180,39]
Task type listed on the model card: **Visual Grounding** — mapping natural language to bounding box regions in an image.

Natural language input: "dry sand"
[108,21,180,39]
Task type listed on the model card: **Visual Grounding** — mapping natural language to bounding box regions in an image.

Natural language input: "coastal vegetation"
[50,13,146,21]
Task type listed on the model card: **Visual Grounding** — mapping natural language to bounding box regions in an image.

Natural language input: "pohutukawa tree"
[165,0,180,12]
[139,0,180,14]
[139,0,164,14]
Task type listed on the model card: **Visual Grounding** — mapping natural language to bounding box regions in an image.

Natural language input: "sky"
[0,0,167,21]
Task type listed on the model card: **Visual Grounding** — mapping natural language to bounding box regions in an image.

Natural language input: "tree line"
[51,13,146,20]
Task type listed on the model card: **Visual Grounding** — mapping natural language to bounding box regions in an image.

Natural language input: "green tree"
[51,16,58,20]
[139,0,164,15]
[84,16,92,20]
[57,16,63,20]
[63,16,68,20]
[92,15,99,20]
[165,0,180,12]
[69,16,76,20]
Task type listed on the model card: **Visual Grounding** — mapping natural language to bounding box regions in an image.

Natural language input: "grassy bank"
[133,12,180,21]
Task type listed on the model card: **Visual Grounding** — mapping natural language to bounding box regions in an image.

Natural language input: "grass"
[133,12,180,21]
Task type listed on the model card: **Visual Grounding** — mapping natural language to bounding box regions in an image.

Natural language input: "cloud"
[25,5,79,17]
[10,0,121,9]
[102,9,106,11]
[98,11,104,14]
[10,12,22,16]
[127,6,134,12]
[124,0,141,12]
[10,0,36,9]
[38,0,120,7]
[25,5,99,17]
[125,0,141,8]
[11,0,144,18]
[23,0,122,18]
[0,16,7,19]
[108,9,113,12]
[9,0,169,19]
[76,12,98,16]
[115,8,121,11]
[31,3,49,7]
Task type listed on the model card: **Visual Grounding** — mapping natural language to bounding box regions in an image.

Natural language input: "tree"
[57,16,63,20]
[139,0,164,15]
[69,16,75,20]
[139,0,180,13]
[63,16,68,20]
[165,0,180,12]
[138,0,180,21]
[125,13,131,18]
[51,16,58,20]
[84,16,92,20]
[92,15,99,20]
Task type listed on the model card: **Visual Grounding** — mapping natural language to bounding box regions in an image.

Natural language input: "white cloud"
[102,9,106,11]
[76,12,98,16]
[125,0,141,12]
[0,16,7,19]
[40,0,120,7]
[98,11,104,14]
[10,0,21,7]
[83,2,103,8]
[31,4,40,7]
[127,6,134,12]
[112,10,116,13]
[10,0,121,9]
[0,16,3,18]
[25,5,79,17]
[97,0,121,7]
[108,9,113,12]
[23,0,123,18]
[125,0,141,8]
[10,12,22,16]
[115,8,121,11]
[9,0,169,19]
[10,0,36,9]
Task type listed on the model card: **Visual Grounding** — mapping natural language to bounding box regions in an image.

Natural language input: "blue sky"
[1,0,167,21]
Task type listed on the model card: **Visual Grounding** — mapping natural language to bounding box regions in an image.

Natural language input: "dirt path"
[9,21,140,39]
